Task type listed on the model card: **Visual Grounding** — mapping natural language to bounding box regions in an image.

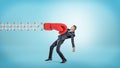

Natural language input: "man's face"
[70,26,75,31]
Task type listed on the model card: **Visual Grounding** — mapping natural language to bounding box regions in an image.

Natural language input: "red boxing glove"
[44,23,67,34]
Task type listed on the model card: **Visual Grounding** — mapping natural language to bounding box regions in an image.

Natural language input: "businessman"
[45,25,77,63]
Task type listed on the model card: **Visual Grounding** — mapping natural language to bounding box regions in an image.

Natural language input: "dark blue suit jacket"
[58,29,75,47]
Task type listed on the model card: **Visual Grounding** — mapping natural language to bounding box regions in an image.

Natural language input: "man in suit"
[45,25,77,63]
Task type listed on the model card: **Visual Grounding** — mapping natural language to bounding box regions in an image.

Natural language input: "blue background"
[0,0,120,68]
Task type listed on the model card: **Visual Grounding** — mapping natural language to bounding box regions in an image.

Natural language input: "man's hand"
[72,47,75,52]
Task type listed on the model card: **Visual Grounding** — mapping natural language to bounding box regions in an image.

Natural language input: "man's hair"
[73,25,77,30]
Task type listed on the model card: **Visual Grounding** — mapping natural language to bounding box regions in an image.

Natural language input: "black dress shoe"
[60,59,67,63]
[45,58,52,61]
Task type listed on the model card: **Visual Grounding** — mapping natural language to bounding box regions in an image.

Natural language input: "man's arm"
[71,37,75,52]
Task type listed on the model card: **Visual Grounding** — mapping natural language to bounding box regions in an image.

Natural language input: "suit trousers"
[48,39,66,60]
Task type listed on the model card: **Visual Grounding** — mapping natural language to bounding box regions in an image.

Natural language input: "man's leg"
[56,40,67,63]
[45,40,57,61]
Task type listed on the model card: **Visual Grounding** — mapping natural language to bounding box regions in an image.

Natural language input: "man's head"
[70,25,77,31]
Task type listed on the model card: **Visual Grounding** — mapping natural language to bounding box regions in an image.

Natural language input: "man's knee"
[56,47,60,53]
[50,45,54,49]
